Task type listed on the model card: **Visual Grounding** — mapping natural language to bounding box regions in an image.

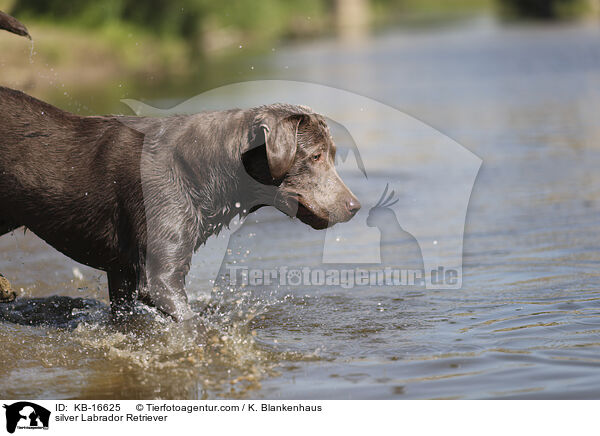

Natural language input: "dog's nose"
[346,197,361,216]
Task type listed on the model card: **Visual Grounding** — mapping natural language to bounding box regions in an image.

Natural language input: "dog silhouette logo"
[3,402,50,433]
[366,184,424,272]
[124,80,482,290]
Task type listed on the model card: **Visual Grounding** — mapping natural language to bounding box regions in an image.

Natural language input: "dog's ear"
[259,114,304,180]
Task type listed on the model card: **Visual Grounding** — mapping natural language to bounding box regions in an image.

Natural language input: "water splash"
[0,293,294,399]
[28,38,35,64]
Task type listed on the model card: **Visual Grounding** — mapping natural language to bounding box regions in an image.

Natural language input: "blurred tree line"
[8,0,598,54]
[498,0,597,19]
[11,0,328,48]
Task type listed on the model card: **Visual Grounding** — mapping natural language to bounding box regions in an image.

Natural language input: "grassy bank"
[0,0,328,108]
[0,19,190,98]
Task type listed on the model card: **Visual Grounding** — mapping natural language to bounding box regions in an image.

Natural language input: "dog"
[0,13,360,321]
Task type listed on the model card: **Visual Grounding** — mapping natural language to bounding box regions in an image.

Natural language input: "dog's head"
[243,104,360,229]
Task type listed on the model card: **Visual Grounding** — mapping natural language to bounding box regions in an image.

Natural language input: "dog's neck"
[124,109,282,250]
[169,111,275,248]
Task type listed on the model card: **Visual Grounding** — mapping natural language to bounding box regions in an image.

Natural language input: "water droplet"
[28,39,35,64]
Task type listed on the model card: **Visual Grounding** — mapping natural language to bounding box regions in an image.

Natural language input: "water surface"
[2,18,600,399]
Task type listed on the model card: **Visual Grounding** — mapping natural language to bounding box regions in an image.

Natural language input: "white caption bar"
[0,400,594,436]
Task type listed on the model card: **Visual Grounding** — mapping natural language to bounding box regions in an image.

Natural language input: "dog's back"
[0,87,147,270]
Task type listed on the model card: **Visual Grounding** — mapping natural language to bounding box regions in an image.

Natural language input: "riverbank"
[0,21,190,99]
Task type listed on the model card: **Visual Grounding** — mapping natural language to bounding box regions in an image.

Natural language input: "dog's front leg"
[107,268,137,321]
[144,246,195,322]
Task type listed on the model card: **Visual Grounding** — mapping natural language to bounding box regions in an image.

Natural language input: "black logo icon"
[3,402,50,434]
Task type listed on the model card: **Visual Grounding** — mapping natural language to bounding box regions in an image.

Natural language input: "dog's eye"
[312,153,322,162]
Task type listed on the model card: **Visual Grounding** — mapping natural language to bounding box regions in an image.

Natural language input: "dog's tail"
[0,11,30,39]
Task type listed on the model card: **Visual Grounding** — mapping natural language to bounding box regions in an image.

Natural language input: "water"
[2,18,600,399]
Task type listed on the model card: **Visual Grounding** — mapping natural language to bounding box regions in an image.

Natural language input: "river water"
[2,17,600,399]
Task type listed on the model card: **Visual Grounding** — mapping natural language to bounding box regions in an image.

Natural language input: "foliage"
[11,0,328,43]
[497,0,593,19]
